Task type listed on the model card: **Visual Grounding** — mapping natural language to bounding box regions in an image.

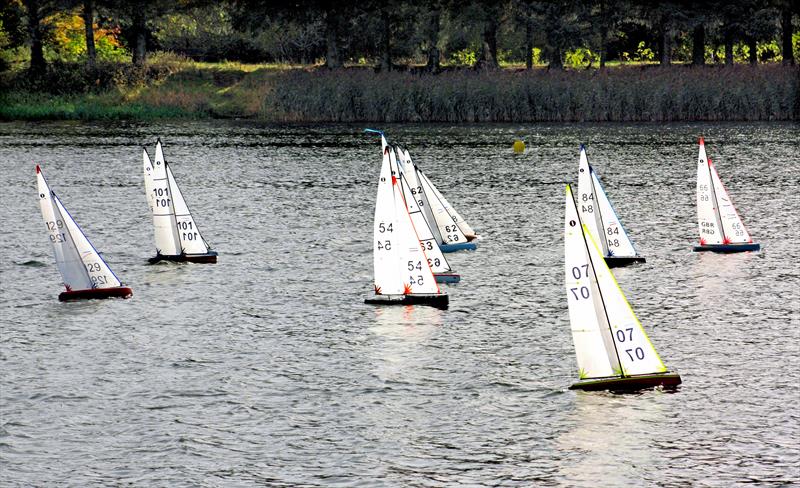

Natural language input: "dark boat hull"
[58,286,133,302]
[440,242,477,253]
[434,273,461,284]
[570,371,682,392]
[693,243,760,253]
[365,293,449,310]
[604,255,646,268]
[149,250,218,264]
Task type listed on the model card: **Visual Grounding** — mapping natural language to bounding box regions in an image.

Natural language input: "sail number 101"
[153,187,170,207]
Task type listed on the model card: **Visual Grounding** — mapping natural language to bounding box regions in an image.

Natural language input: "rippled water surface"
[1,121,798,486]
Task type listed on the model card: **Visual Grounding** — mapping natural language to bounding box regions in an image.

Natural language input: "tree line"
[1,0,797,76]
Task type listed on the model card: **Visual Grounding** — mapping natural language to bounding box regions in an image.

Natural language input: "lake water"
[1,121,798,486]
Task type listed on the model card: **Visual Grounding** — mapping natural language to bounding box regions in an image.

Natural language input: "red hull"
[58,286,133,302]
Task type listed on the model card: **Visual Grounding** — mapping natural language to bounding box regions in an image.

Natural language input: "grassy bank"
[1,61,797,122]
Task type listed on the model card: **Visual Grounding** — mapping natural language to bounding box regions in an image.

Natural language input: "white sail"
[566,185,667,379]
[577,147,605,254]
[415,161,476,240]
[37,166,121,291]
[149,141,181,255]
[146,140,211,257]
[417,169,469,245]
[708,160,752,244]
[398,149,442,242]
[142,148,156,212]
[396,157,452,275]
[166,164,210,254]
[696,140,724,245]
[586,224,666,377]
[373,147,405,296]
[590,168,638,257]
[565,185,619,379]
[372,147,440,296]
[393,183,440,295]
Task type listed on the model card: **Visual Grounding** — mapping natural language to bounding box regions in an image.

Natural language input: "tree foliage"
[2,0,797,73]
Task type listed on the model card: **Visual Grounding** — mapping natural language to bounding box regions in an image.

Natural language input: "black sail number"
[569,265,591,300]
[570,286,590,300]
[625,348,645,361]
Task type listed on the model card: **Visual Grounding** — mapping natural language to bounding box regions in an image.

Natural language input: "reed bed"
[265,65,799,122]
[2,62,796,121]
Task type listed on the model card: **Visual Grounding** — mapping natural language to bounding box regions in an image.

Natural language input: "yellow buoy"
[513,139,525,153]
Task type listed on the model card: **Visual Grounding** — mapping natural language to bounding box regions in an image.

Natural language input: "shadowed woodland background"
[1,0,798,121]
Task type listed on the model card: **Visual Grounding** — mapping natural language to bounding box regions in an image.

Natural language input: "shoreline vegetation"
[1,58,798,122]
[2,1,797,123]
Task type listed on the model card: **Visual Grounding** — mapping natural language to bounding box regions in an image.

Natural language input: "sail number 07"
[615,327,645,361]
[569,265,591,300]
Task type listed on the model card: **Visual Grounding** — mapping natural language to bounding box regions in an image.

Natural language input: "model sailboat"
[391,146,460,283]
[577,146,645,267]
[36,166,132,301]
[142,140,217,263]
[399,148,478,253]
[694,138,759,253]
[365,146,449,309]
[564,184,680,392]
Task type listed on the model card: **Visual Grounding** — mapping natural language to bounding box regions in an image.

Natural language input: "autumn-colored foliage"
[44,11,127,63]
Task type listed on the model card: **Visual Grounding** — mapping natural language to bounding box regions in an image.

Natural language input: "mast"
[587,165,610,256]
[571,185,625,377]
[706,158,728,243]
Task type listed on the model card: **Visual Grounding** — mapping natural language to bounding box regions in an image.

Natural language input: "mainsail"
[565,185,667,380]
[577,146,639,258]
[37,166,122,291]
[697,139,752,245]
[372,147,440,297]
[143,140,211,257]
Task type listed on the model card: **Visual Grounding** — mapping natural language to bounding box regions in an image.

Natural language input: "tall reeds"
[264,65,799,122]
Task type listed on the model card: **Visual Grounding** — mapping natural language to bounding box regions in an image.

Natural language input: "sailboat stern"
[693,243,760,253]
[365,293,449,310]
[569,370,682,392]
[434,272,461,284]
[148,250,218,263]
[604,255,647,268]
[58,286,133,301]
[439,242,477,253]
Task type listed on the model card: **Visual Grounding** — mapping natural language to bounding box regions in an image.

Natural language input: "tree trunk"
[658,16,671,66]
[525,16,533,70]
[781,8,794,66]
[24,0,46,76]
[379,7,391,71]
[425,7,440,72]
[83,0,96,69]
[599,0,607,68]
[724,28,734,66]
[548,49,564,70]
[476,15,498,70]
[131,7,147,66]
[692,23,705,65]
[323,10,341,69]
[747,36,757,65]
